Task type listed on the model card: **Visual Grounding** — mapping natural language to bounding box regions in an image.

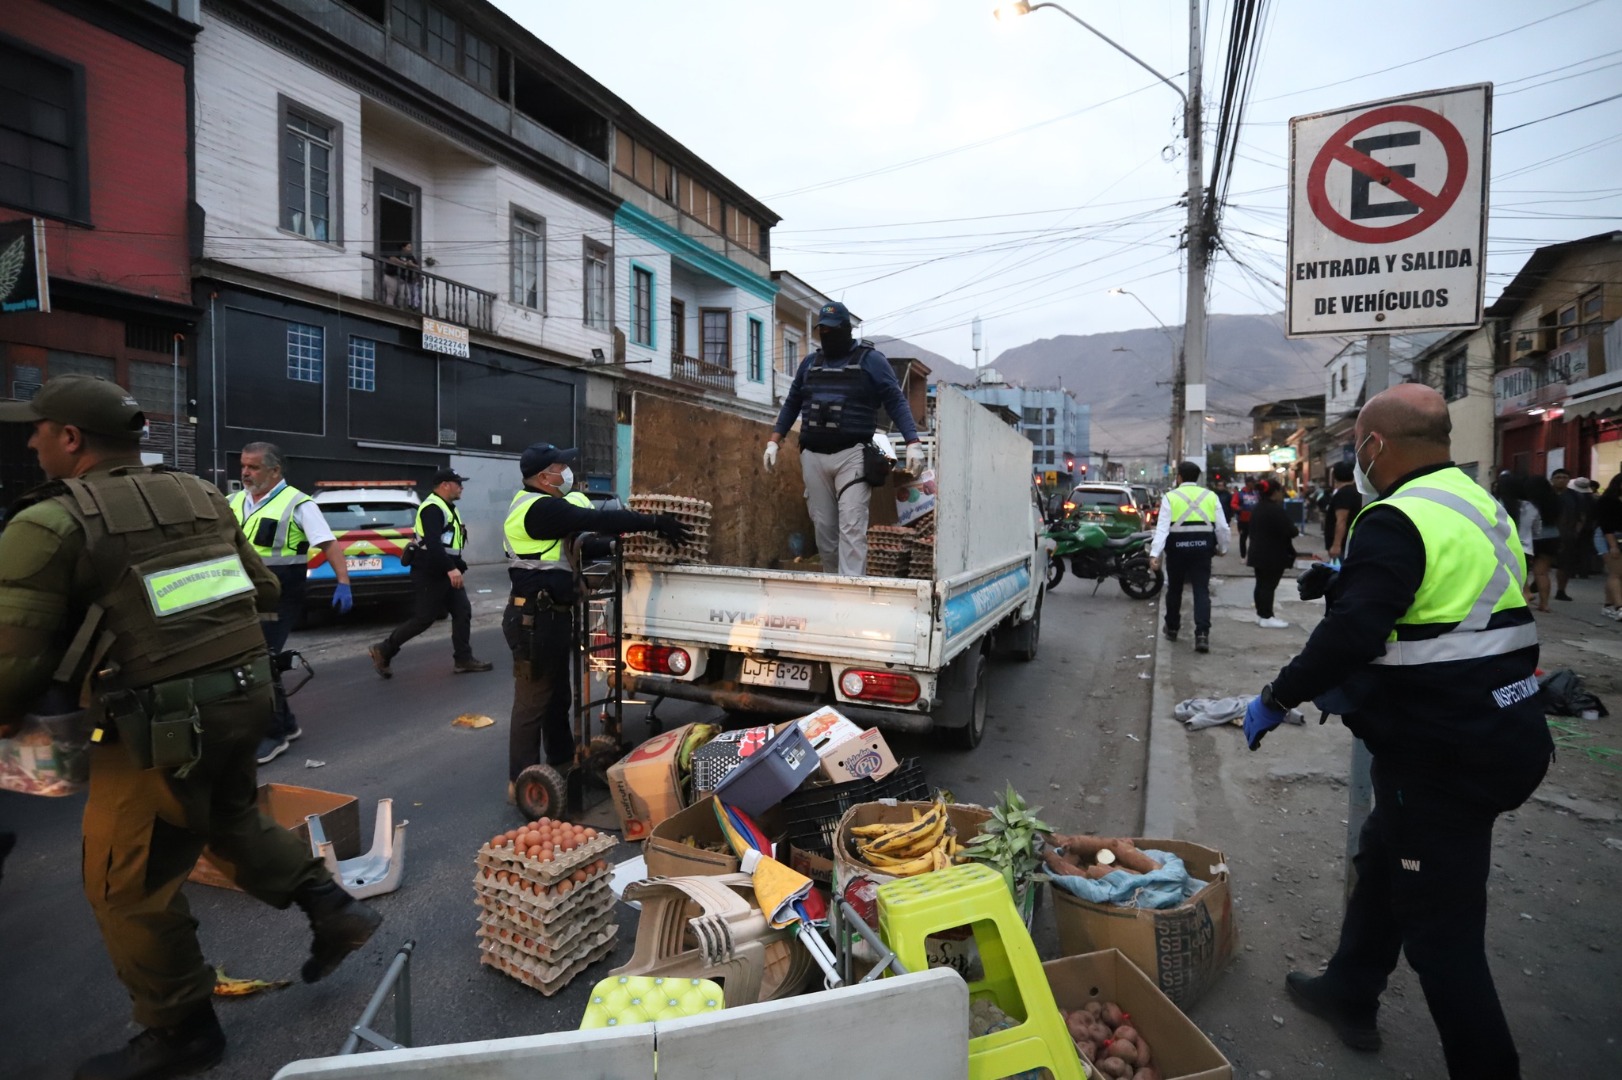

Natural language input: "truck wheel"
[1046,553,1065,590]
[935,649,988,750]
[1002,595,1042,663]
[1119,556,1164,600]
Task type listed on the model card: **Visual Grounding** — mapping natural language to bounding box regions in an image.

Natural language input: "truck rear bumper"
[623,674,935,734]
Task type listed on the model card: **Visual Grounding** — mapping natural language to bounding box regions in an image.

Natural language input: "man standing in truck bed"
[763,301,924,576]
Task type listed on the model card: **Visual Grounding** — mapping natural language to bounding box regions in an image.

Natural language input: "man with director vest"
[370,467,493,677]
[501,443,689,812]
[1242,384,1551,1079]
[229,442,353,764]
[763,301,925,576]
[1149,460,1230,654]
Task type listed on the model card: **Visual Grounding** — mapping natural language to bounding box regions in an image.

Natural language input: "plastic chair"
[579,975,724,1030]
[877,863,1084,1080]
[305,798,406,899]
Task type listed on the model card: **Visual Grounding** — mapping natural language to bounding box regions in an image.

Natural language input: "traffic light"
[1079,463,1088,476]
[1065,455,1075,472]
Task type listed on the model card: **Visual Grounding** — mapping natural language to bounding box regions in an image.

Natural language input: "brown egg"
[557,879,573,894]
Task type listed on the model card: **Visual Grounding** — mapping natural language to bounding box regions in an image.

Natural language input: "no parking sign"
[1287,84,1490,337]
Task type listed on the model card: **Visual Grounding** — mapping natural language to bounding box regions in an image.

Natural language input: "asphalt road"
[0,574,1152,1079]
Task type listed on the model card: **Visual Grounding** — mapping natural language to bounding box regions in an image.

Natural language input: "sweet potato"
[1095,1057,1133,1079]
[1052,833,1112,861]
[1105,839,1162,874]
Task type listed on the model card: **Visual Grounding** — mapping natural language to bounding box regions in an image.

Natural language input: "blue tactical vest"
[799,345,879,453]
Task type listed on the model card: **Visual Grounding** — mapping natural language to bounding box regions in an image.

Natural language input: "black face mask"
[819,326,853,358]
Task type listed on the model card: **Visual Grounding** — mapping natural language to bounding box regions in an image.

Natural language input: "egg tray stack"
[909,534,935,580]
[866,525,915,578]
[622,495,712,564]
[473,829,620,996]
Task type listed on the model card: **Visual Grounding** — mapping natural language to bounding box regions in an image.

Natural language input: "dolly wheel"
[587,733,623,775]
[515,764,567,821]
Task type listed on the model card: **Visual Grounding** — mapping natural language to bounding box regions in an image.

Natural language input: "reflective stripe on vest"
[416,493,466,555]
[228,484,311,565]
[503,489,590,570]
[1356,468,1536,667]
[1166,485,1219,531]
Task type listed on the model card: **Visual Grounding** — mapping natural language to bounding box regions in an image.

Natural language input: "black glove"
[1297,562,1339,602]
[653,513,691,548]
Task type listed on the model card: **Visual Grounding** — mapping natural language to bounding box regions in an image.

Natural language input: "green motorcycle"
[1042,518,1163,599]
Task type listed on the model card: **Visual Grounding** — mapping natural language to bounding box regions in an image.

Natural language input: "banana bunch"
[850,800,960,877]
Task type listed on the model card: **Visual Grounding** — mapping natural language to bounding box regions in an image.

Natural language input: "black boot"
[293,878,382,983]
[0,830,15,886]
[1285,971,1381,1051]
[74,1004,225,1080]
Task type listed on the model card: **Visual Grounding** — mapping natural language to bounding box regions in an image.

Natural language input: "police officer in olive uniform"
[763,301,924,576]
[502,443,688,807]
[1149,461,1231,653]
[229,440,354,764]
[370,467,492,676]
[1243,384,1552,1079]
[0,376,381,1080]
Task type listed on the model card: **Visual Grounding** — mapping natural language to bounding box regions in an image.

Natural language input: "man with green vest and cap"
[1243,383,1551,1079]
[501,443,688,810]
[229,440,354,764]
[370,467,493,677]
[1148,459,1230,654]
[0,376,380,1080]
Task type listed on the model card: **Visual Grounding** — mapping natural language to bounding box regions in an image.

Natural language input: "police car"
[304,481,420,611]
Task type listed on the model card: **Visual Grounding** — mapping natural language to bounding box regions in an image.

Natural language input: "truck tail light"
[627,644,692,676]
[838,669,920,706]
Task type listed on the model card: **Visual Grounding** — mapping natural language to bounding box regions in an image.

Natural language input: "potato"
[1096,1057,1133,1079]
[1088,1021,1114,1044]
[1102,1001,1125,1028]
[1112,1025,1139,1046]
[1107,1039,1139,1067]
[1137,1038,1152,1067]
[1075,1038,1098,1062]
[1083,1001,1104,1018]
[1132,1069,1161,1080]
[1066,1012,1091,1041]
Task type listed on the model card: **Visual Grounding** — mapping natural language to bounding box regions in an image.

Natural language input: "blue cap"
[520,442,579,479]
[815,301,852,329]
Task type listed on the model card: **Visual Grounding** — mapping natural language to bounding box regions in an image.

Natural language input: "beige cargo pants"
[800,444,869,576]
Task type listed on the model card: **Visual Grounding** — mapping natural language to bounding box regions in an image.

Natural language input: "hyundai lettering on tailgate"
[710,610,808,630]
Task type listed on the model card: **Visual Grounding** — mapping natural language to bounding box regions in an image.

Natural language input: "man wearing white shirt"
[231,442,353,763]
[1149,461,1232,654]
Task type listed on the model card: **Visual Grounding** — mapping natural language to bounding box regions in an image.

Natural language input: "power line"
[1493,91,1622,135]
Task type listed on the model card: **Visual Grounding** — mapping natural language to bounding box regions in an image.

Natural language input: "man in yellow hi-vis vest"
[1243,384,1552,1078]
[371,468,492,677]
[1149,460,1230,653]
[0,377,380,1078]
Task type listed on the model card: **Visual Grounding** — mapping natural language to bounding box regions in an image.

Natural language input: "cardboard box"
[832,800,990,924]
[785,842,834,886]
[1051,838,1237,1010]
[820,728,899,783]
[606,723,698,842]
[795,706,866,757]
[191,783,360,890]
[1043,949,1233,1080]
[643,795,783,879]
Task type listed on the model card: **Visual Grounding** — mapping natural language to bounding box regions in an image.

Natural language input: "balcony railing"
[671,350,736,393]
[363,253,495,333]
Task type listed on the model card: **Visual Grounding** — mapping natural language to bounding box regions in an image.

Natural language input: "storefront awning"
[1564,375,1622,419]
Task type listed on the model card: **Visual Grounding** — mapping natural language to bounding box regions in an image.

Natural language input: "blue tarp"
[1046,849,1207,909]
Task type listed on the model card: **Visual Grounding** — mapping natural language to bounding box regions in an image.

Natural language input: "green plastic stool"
[877,864,1085,1080]
[579,975,725,1030]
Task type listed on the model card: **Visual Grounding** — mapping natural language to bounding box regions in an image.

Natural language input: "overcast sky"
[497,0,1622,366]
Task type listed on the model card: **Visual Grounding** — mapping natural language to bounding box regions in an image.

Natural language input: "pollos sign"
[1287,85,1490,338]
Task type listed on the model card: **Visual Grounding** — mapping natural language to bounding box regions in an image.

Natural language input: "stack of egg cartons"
[474,818,620,995]
[622,495,712,564]
[865,525,914,577]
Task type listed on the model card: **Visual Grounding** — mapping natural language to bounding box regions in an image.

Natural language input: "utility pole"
[1169,347,1186,471]
[1180,0,1206,467]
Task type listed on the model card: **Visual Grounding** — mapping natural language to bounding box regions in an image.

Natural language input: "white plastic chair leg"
[305,798,408,899]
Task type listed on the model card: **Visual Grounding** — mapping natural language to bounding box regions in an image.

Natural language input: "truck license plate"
[740,658,813,690]
[346,556,383,571]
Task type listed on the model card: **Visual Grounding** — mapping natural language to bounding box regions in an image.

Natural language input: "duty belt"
[159,656,274,704]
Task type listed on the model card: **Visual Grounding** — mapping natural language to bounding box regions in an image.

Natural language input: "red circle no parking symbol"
[1306,104,1468,244]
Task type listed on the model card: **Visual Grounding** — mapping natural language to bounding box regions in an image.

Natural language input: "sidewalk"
[1143,551,1622,1078]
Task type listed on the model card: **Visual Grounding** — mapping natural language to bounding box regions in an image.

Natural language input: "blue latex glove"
[1244,693,1287,751]
[331,582,353,614]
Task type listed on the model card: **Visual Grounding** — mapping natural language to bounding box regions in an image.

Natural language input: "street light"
[998,1,1207,465]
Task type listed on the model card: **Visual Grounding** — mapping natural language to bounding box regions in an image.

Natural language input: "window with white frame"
[747,318,764,381]
[781,329,801,375]
[584,240,611,330]
[280,100,339,243]
[510,211,545,310]
[631,266,653,346]
[348,337,376,392]
[287,323,324,383]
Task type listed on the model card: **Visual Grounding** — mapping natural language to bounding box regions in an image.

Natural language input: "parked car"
[1130,484,1159,526]
[303,482,421,613]
[1062,483,1143,538]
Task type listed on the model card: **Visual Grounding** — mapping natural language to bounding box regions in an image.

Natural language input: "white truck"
[619,387,1047,749]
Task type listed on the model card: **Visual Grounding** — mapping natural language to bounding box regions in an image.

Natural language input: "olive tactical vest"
[48,467,268,691]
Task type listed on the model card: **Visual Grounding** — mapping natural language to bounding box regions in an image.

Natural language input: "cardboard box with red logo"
[606,723,699,842]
